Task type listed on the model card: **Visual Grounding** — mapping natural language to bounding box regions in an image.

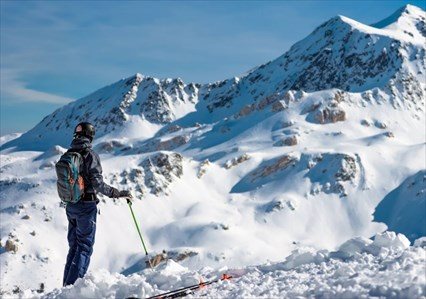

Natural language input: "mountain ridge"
[3,5,425,151]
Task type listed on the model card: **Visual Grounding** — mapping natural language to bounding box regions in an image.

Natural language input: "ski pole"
[126,198,154,269]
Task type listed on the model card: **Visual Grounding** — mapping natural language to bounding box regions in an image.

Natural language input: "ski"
[144,273,232,299]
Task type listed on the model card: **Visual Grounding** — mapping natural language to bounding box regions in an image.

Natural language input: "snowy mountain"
[1,4,425,297]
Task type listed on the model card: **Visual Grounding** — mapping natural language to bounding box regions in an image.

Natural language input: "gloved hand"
[118,190,132,198]
[120,190,133,204]
[111,188,132,199]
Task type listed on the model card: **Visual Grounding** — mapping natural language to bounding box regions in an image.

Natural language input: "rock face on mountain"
[0,5,425,296]
[108,152,184,198]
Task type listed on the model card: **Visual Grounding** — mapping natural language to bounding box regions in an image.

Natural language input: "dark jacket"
[70,136,116,198]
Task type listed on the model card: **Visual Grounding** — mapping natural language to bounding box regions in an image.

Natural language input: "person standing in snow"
[62,122,131,286]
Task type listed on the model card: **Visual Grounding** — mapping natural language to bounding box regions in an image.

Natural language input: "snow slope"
[374,170,426,242]
[0,4,425,297]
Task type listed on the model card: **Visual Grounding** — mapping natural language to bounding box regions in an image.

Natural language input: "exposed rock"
[361,119,373,126]
[235,104,256,119]
[275,135,298,147]
[313,106,346,124]
[197,159,210,178]
[112,153,183,197]
[214,223,230,230]
[257,93,283,110]
[271,100,287,112]
[251,155,297,181]
[384,131,394,138]
[265,199,297,213]
[96,140,126,153]
[374,120,387,129]
[225,154,251,169]
[174,250,198,262]
[265,200,285,213]
[333,90,346,103]
[305,153,358,197]
[147,250,198,268]
[111,168,146,199]
[140,135,190,154]
[5,240,18,253]
[282,120,295,128]
[147,251,167,268]
[157,135,190,151]
[36,283,45,294]
[21,215,30,220]
[141,152,183,195]
[205,78,240,112]
[30,231,36,236]
[335,155,357,182]
[167,125,182,133]
[12,286,21,294]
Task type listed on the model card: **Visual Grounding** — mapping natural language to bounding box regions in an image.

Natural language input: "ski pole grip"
[126,198,132,205]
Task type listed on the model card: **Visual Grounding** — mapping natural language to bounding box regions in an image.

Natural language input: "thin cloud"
[1,70,72,104]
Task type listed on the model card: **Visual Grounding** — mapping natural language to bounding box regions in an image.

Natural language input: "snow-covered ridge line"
[2,5,424,151]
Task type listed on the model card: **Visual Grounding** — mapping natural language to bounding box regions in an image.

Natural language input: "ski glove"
[111,188,132,199]
[118,190,132,198]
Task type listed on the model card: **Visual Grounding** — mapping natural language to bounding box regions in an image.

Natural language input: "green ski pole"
[126,198,154,269]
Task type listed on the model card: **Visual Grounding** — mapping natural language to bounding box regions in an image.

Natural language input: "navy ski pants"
[63,201,97,286]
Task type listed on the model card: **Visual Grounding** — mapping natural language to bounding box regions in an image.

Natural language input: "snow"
[374,170,426,242]
[11,232,425,299]
[0,4,425,298]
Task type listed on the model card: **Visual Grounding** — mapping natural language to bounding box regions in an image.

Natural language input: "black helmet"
[74,122,95,142]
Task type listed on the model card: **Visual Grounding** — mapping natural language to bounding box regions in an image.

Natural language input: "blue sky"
[1,0,425,135]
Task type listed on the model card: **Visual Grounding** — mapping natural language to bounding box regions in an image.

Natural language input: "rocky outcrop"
[110,152,184,197]
[224,154,251,169]
[197,159,210,178]
[313,106,346,124]
[235,104,256,119]
[141,152,183,195]
[271,100,287,112]
[5,239,18,253]
[265,198,297,213]
[251,154,298,181]
[305,153,358,197]
[156,135,190,151]
[96,140,128,153]
[138,135,191,154]
[274,135,298,147]
[147,250,198,268]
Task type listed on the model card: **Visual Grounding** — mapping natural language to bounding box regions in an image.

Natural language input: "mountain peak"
[371,4,425,30]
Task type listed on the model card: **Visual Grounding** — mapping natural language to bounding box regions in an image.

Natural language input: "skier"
[62,122,131,286]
